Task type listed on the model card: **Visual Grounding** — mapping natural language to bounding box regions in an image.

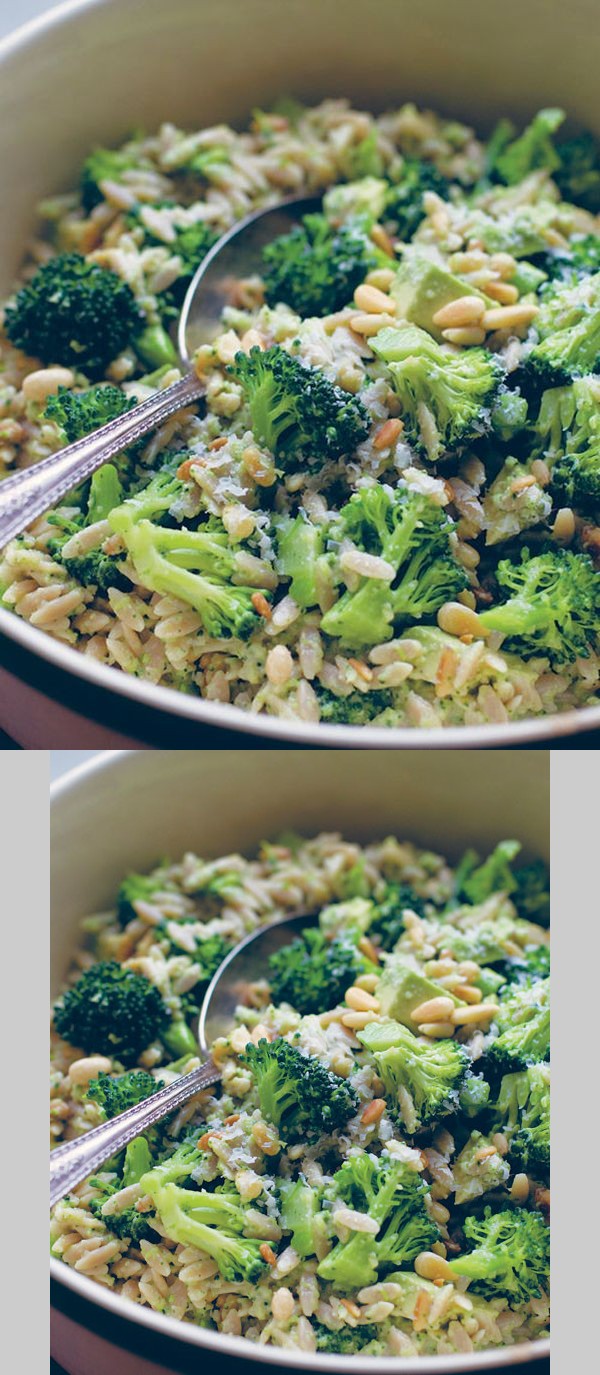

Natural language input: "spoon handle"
[49,1058,220,1209]
[0,371,203,549]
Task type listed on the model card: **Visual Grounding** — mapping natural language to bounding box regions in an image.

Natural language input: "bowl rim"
[50,749,550,1370]
[2,0,597,749]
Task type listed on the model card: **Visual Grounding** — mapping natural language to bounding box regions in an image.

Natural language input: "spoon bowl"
[1,195,319,549]
[49,908,316,1207]
[179,195,320,362]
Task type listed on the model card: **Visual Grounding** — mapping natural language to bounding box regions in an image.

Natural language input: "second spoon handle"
[0,371,203,549]
[49,1058,220,1209]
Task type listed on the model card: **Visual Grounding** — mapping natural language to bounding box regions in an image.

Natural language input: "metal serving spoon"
[49,910,316,1208]
[1,195,319,549]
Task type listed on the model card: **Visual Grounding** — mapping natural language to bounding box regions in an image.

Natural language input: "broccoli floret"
[229,345,370,465]
[275,513,326,609]
[482,456,552,546]
[448,1207,549,1302]
[525,272,600,386]
[489,389,529,442]
[453,1131,510,1205]
[319,896,377,943]
[545,377,600,514]
[279,1177,322,1259]
[86,1069,165,1118]
[108,476,264,638]
[369,883,427,951]
[371,324,503,461]
[320,484,467,648]
[116,870,168,926]
[458,1074,491,1119]
[492,1063,550,1174]
[358,1019,469,1134]
[554,131,600,212]
[45,383,137,443]
[4,253,143,377]
[317,1151,438,1290]
[492,108,564,185]
[313,1323,380,1354]
[385,159,451,240]
[478,547,599,664]
[81,146,139,211]
[513,862,550,927]
[140,1147,268,1282]
[242,1037,359,1142]
[501,944,551,988]
[488,978,550,1072]
[459,839,522,905]
[89,1179,158,1243]
[341,130,385,180]
[53,960,168,1064]
[88,1136,158,1241]
[456,840,550,927]
[268,926,365,1015]
[323,177,388,228]
[262,212,378,316]
[62,548,130,594]
[317,688,394,724]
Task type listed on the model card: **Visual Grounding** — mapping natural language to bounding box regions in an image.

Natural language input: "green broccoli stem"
[135,323,179,370]
[162,1018,198,1058]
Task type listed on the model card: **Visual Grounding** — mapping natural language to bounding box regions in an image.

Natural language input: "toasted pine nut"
[511,474,537,493]
[482,303,539,331]
[354,283,397,314]
[349,311,396,336]
[457,961,480,980]
[414,1251,455,1283]
[373,417,404,450]
[341,1010,378,1029]
[489,252,517,277]
[454,984,482,1004]
[23,366,75,403]
[341,1298,362,1318]
[430,1201,450,1225]
[209,435,229,451]
[366,267,396,292]
[260,1244,277,1265]
[346,986,380,1012]
[531,459,550,486]
[441,326,486,346]
[492,1132,509,1156]
[511,1172,530,1203]
[355,973,380,992]
[361,1098,387,1124]
[68,1055,113,1086]
[484,281,519,305]
[419,1021,455,1038]
[240,328,265,353]
[251,592,271,619]
[451,1003,497,1025]
[358,936,380,964]
[449,250,487,273]
[370,223,395,256]
[475,1145,498,1162]
[437,602,488,639]
[412,996,456,1023]
[432,297,486,329]
[348,658,373,683]
[552,507,575,542]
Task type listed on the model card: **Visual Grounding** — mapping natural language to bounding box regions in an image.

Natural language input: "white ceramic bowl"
[51,748,550,1374]
[2,0,597,749]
